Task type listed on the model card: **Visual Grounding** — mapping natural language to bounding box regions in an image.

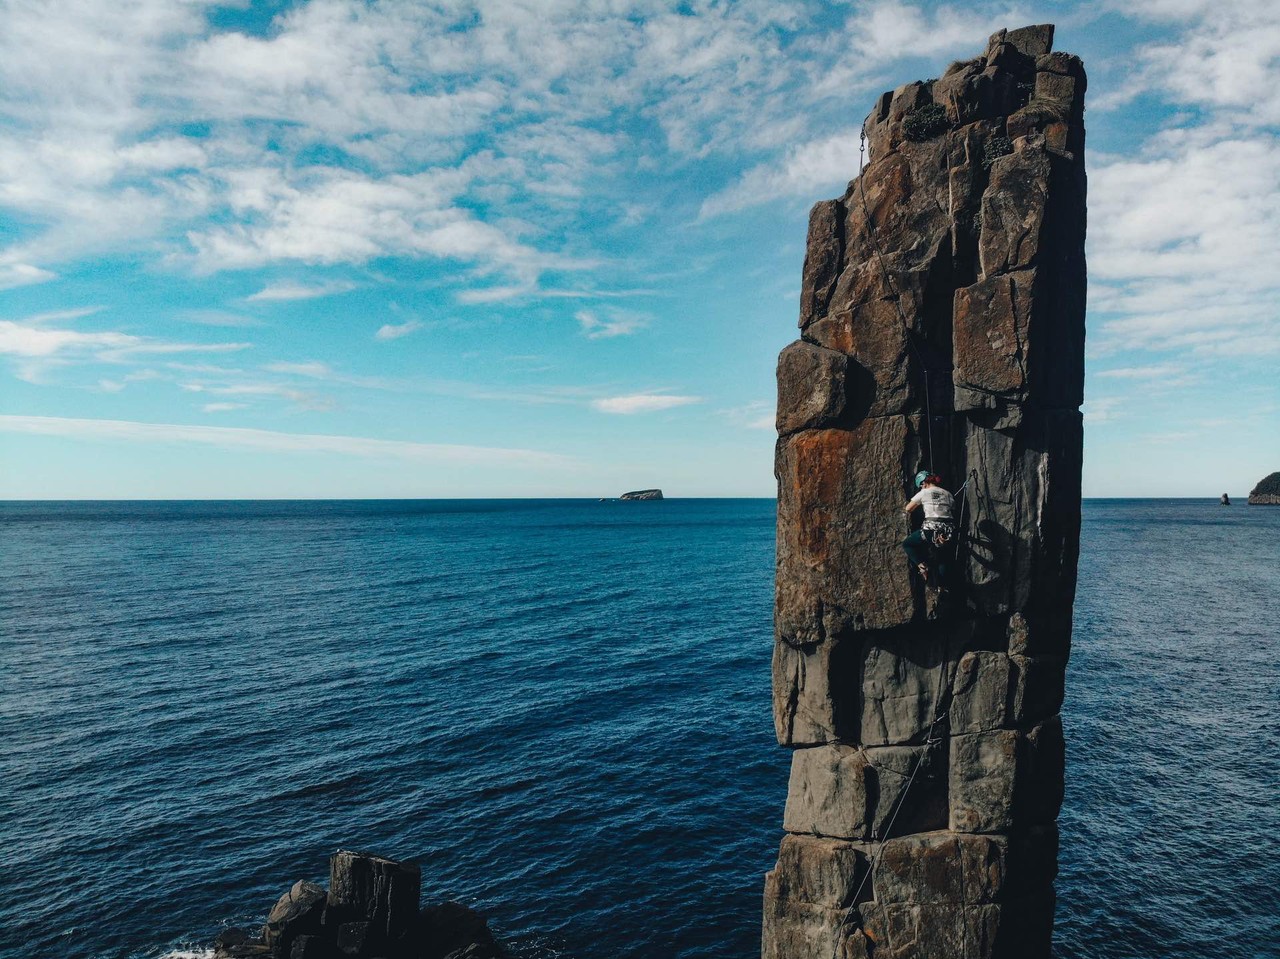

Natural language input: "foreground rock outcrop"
[1248,472,1280,505]
[213,851,505,959]
[765,24,1085,959]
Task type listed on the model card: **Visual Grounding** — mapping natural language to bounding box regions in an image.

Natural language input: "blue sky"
[0,0,1276,498]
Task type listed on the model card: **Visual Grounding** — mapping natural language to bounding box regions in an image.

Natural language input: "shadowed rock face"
[213,851,505,959]
[764,24,1085,959]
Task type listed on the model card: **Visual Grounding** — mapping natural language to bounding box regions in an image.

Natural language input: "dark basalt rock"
[619,488,663,500]
[263,880,327,957]
[414,902,505,959]
[1248,471,1280,504]
[327,850,421,945]
[766,23,1085,959]
[213,852,505,959]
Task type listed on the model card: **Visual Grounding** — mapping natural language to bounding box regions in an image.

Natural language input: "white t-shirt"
[910,485,954,521]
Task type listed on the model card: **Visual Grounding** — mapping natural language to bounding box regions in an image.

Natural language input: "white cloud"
[247,280,357,302]
[1083,397,1125,425]
[1108,0,1280,125]
[0,0,1046,289]
[0,309,252,376]
[1089,127,1280,357]
[575,308,648,339]
[0,414,572,468]
[455,284,538,304]
[201,402,246,412]
[1095,364,1186,379]
[181,309,259,327]
[718,399,776,430]
[0,322,245,360]
[805,1,1029,102]
[375,320,423,341]
[100,341,251,359]
[0,263,56,290]
[180,380,328,410]
[592,393,701,414]
[699,1,1037,215]
[16,307,102,325]
[0,322,131,357]
[263,361,333,378]
[93,369,163,394]
[701,130,862,218]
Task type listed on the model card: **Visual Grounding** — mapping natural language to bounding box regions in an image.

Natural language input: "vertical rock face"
[765,25,1085,959]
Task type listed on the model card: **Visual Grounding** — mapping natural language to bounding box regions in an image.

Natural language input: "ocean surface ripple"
[1,499,1276,959]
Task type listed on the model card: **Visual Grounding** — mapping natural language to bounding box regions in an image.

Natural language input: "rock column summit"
[765,24,1085,959]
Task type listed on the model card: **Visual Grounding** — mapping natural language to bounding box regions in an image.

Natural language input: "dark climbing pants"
[903,528,948,580]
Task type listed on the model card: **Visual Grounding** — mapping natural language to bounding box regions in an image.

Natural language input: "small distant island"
[1248,472,1280,505]
[620,489,663,501]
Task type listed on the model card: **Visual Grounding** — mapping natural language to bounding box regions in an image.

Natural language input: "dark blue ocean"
[2,499,1277,959]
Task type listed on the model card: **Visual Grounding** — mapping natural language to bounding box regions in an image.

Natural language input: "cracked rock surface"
[765,23,1085,959]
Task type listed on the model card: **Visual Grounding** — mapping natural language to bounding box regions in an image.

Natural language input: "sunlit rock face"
[765,23,1085,959]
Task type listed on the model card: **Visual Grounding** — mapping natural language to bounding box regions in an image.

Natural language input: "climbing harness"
[826,472,980,959]
[823,133,981,959]
[922,520,956,549]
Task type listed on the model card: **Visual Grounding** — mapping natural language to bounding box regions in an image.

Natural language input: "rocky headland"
[1248,472,1280,505]
[213,851,504,959]
[766,23,1085,959]
[620,488,664,500]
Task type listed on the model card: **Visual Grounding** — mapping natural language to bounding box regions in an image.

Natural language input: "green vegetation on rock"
[903,103,948,141]
[1249,472,1280,497]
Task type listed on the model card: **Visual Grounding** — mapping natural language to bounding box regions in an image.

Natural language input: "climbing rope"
[820,129,979,959]
[831,674,953,959]
[856,129,941,475]
[946,470,976,578]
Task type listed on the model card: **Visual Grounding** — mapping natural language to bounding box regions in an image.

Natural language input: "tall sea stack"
[764,24,1086,959]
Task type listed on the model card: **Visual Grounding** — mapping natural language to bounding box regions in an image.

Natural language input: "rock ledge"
[765,21,1084,959]
[213,851,505,959]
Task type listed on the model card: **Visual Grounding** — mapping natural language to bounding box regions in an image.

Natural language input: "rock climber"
[902,471,955,584]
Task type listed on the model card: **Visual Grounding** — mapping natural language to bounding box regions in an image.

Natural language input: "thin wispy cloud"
[720,400,777,431]
[1,3,1276,497]
[0,321,249,360]
[0,263,55,290]
[575,309,648,339]
[0,0,1040,291]
[701,131,863,218]
[1095,364,1187,380]
[20,307,105,324]
[180,381,331,411]
[263,361,333,378]
[1083,397,1126,425]
[375,320,423,341]
[592,393,701,414]
[182,309,260,327]
[0,415,573,468]
[247,280,358,302]
[1085,1,1280,364]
